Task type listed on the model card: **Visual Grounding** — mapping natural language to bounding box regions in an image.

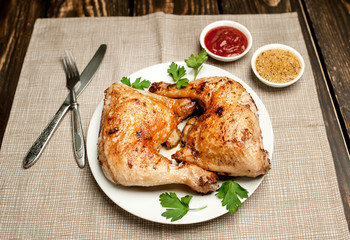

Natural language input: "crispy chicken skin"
[98,83,218,193]
[149,77,270,177]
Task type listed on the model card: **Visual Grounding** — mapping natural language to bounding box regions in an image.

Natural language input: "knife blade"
[23,44,107,168]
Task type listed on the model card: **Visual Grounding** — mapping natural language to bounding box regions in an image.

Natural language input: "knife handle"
[70,102,86,168]
[23,103,70,168]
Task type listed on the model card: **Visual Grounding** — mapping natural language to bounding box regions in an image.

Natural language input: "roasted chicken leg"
[149,76,270,177]
[98,83,218,193]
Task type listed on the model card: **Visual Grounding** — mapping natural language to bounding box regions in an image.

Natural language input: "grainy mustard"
[255,49,301,83]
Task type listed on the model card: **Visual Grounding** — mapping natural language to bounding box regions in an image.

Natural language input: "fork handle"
[71,101,86,168]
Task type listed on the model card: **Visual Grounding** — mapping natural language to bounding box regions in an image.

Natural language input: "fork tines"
[63,50,79,80]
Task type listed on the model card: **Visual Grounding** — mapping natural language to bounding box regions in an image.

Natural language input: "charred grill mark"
[136,131,142,137]
[199,174,219,187]
[216,106,224,117]
[128,159,133,168]
[149,82,172,93]
[241,128,251,142]
[200,82,206,91]
[191,146,199,157]
[108,127,119,135]
[107,117,115,122]
[242,131,247,141]
[196,81,207,93]
[148,83,159,93]
[133,98,146,106]
[135,130,152,140]
[176,161,186,169]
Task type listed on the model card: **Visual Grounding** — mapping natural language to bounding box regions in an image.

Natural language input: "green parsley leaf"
[216,181,249,214]
[185,49,208,80]
[131,77,151,90]
[159,192,207,222]
[120,76,131,86]
[120,77,151,90]
[167,62,186,81]
[167,62,189,89]
[176,78,189,89]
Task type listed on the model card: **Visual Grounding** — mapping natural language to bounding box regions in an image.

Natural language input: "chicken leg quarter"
[98,83,218,193]
[149,76,270,177]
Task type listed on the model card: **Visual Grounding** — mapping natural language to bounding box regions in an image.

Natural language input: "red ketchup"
[204,26,248,57]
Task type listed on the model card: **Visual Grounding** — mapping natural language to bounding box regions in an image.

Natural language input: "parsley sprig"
[159,192,207,222]
[159,181,248,221]
[121,77,151,90]
[185,49,208,81]
[167,49,208,89]
[216,181,249,214]
[167,62,190,89]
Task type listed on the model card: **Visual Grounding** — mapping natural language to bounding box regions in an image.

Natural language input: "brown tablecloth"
[0,12,349,239]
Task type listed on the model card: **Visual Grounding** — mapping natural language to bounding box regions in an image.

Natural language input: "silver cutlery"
[23,44,107,168]
[63,50,85,168]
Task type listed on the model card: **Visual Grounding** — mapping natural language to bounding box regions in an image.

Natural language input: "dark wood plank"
[46,0,130,17]
[220,0,291,13]
[132,0,220,15]
[0,0,47,148]
[303,0,350,142]
[297,0,350,226]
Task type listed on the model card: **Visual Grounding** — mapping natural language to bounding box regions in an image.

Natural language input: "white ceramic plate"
[87,62,274,224]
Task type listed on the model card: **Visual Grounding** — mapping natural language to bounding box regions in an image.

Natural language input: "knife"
[23,44,107,169]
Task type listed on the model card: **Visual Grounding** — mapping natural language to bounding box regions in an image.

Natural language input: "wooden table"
[1,0,349,229]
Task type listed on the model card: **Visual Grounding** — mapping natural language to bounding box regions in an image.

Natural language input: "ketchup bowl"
[200,20,252,62]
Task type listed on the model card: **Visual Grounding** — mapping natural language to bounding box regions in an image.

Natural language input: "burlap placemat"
[0,12,348,239]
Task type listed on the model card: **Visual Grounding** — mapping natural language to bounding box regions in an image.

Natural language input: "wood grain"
[0,0,47,148]
[297,0,350,226]
[46,0,130,17]
[263,0,282,6]
[132,0,220,15]
[303,0,350,142]
[220,0,291,13]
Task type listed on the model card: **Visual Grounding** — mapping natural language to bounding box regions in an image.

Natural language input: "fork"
[62,50,86,168]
